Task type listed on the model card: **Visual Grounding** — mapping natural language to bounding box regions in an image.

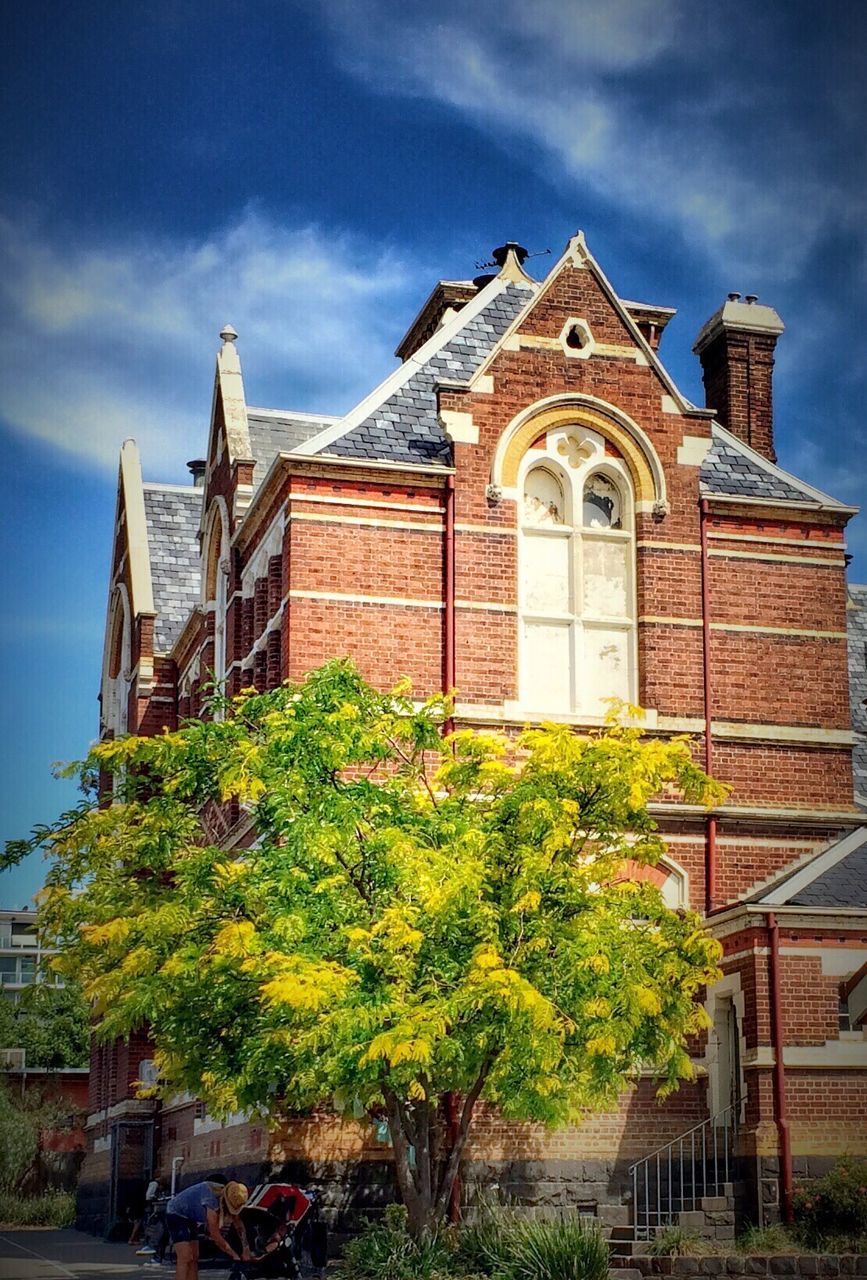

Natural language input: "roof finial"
[220,323,238,345]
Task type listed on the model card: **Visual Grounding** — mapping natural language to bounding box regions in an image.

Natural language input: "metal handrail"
[627,1098,741,1240]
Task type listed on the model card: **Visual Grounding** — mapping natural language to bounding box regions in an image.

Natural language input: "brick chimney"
[693,293,785,462]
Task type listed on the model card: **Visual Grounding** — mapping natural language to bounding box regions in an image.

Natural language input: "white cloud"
[311,0,859,281]
[0,211,416,474]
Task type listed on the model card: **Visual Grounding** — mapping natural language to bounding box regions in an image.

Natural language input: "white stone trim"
[439,409,479,444]
[557,317,594,359]
[119,440,155,617]
[291,493,444,515]
[193,1108,250,1136]
[677,435,713,466]
[636,540,702,553]
[288,588,442,610]
[779,945,867,976]
[490,391,668,510]
[708,531,847,551]
[291,512,443,533]
[708,548,845,567]
[640,616,848,639]
[455,523,517,536]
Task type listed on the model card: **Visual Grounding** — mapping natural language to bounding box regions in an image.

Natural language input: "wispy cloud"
[0,211,417,474]
[311,0,865,281]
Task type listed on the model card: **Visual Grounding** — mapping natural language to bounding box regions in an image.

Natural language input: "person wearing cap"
[166,1179,251,1280]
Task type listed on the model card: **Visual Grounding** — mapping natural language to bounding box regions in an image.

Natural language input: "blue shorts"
[167,1212,199,1244]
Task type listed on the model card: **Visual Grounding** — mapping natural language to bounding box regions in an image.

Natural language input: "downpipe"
[767,911,794,1223]
[699,497,717,914]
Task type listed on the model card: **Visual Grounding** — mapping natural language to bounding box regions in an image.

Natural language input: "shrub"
[496,1214,610,1280]
[647,1226,714,1257]
[339,1204,610,1280]
[794,1158,867,1247]
[338,1204,456,1280]
[457,1207,609,1280]
[735,1224,797,1255]
[0,1190,75,1227]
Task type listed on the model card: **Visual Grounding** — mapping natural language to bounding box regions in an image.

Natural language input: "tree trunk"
[383,1062,492,1239]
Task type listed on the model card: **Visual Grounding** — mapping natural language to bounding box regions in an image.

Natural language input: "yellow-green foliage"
[9,659,725,1234]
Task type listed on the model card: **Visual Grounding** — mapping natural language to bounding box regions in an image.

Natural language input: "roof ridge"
[247,407,339,422]
[294,272,525,458]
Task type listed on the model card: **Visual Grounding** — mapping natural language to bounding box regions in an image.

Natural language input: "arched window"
[102,588,130,737]
[519,428,636,716]
[203,503,229,686]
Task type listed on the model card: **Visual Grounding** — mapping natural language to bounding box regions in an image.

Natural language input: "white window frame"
[517,427,638,717]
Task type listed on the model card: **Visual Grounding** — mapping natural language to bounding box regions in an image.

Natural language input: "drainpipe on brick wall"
[699,497,717,914]
[766,911,794,1223]
[443,473,460,1220]
[443,474,456,735]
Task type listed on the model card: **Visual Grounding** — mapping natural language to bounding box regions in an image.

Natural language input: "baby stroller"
[227,1183,328,1279]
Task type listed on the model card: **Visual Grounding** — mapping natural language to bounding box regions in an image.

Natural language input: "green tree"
[7,660,725,1237]
[0,982,91,1069]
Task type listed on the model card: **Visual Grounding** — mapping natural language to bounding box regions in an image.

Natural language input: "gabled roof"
[749,826,867,908]
[321,283,531,467]
[247,410,338,487]
[142,485,202,654]
[700,422,853,509]
[281,273,533,468]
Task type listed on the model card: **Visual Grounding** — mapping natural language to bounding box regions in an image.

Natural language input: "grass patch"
[0,1191,76,1227]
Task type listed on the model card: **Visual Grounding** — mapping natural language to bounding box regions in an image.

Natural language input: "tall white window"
[519,429,636,716]
[103,589,130,737]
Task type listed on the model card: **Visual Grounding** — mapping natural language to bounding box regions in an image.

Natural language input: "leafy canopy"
[0,982,91,1069]
[23,660,723,1130]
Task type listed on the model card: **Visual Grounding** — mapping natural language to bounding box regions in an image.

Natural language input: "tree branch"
[433,1056,494,1216]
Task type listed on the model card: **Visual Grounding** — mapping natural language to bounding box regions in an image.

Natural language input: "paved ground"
[0,1229,235,1280]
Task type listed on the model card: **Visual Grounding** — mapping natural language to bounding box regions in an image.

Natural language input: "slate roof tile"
[699,432,815,502]
[787,830,867,908]
[142,487,202,654]
[247,412,338,488]
[322,282,531,467]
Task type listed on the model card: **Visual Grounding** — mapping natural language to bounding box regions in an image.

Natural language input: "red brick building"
[80,234,867,1234]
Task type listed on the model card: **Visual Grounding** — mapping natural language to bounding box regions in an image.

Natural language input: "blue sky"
[2,0,866,905]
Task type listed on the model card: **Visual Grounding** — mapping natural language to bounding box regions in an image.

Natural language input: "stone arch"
[491,393,667,511]
[615,853,689,909]
[202,496,230,605]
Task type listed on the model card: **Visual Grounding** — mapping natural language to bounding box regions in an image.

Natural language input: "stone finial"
[220,323,238,345]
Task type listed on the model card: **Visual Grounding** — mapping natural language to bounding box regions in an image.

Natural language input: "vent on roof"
[187,459,206,487]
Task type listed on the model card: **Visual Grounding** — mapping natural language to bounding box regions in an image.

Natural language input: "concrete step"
[608,1240,640,1257]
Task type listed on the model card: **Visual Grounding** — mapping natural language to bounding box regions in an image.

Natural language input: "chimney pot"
[187,459,207,487]
[745,294,758,304]
[727,292,742,301]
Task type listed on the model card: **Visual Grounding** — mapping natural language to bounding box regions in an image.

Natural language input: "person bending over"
[166,1179,251,1280]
